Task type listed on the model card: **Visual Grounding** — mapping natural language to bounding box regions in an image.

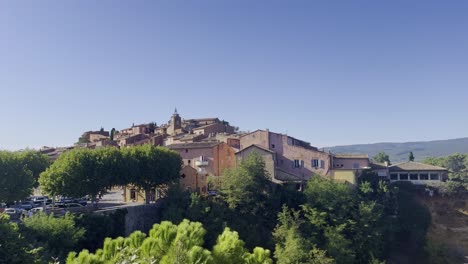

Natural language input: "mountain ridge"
[325,137,468,163]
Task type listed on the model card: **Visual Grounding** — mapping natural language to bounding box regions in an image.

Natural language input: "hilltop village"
[40,109,448,202]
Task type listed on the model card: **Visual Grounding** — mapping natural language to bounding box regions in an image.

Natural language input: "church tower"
[168,108,182,135]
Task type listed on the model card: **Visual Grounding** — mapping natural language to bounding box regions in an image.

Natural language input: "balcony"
[195,160,209,167]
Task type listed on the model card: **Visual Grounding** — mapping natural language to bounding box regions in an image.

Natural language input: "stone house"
[237,130,331,185]
[388,161,448,184]
[167,141,236,193]
[330,154,371,184]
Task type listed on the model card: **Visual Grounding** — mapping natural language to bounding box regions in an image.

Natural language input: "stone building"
[237,130,331,185]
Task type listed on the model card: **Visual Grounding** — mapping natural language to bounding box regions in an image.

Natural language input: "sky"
[1,1,468,150]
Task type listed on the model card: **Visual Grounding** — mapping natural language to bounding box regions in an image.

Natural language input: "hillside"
[326,137,468,163]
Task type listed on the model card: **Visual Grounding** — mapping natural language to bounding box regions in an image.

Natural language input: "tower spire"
[174,107,178,115]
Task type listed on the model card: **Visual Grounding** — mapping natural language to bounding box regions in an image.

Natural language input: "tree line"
[66,152,437,263]
[422,153,468,194]
[39,145,182,204]
[0,150,50,204]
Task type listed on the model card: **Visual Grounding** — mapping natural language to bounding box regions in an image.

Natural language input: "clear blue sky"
[1,1,467,150]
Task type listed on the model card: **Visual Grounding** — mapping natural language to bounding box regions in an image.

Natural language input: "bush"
[21,212,85,262]
[75,209,127,252]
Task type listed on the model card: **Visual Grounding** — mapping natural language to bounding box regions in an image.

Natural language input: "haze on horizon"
[1,1,467,150]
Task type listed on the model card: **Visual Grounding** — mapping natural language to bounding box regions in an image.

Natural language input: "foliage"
[122,145,182,203]
[77,133,90,144]
[327,137,468,163]
[17,150,51,187]
[109,128,116,141]
[21,212,85,262]
[39,148,120,202]
[160,153,304,251]
[409,151,415,162]
[0,151,34,203]
[39,145,181,204]
[74,209,127,252]
[66,219,273,264]
[273,176,393,264]
[220,152,271,214]
[373,152,391,164]
[422,153,468,194]
[0,214,37,264]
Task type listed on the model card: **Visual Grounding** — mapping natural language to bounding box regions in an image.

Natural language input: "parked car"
[32,196,49,202]
[72,198,87,206]
[18,202,33,210]
[59,197,73,204]
[4,208,19,215]
[64,203,83,208]
[208,190,219,196]
[30,207,44,214]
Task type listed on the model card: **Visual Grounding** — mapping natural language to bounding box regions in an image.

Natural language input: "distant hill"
[325,137,468,163]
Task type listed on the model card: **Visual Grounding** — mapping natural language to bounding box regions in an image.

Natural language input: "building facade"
[237,130,331,184]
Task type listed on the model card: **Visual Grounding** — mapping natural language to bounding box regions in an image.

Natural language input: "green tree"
[77,133,90,144]
[409,152,415,162]
[18,150,51,187]
[67,219,272,264]
[220,152,271,213]
[0,214,37,264]
[22,212,85,262]
[109,128,116,141]
[0,151,34,203]
[39,148,121,204]
[123,145,182,204]
[373,152,391,165]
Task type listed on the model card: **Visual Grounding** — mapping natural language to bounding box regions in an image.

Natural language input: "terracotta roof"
[235,144,275,154]
[389,161,447,172]
[166,142,220,149]
[333,154,369,159]
[370,162,388,170]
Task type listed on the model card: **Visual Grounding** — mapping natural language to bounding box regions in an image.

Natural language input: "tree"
[373,152,391,165]
[39,148,121,204]
[148,122,157,133]
[409,152,415,162]
[77,133,90,144]
[273,206,310,264]
[123,145,182,204]
[422,154,468,194]
[0,214,37,264]
[66,220,273,264]
[22,212,85,262]
[220,152,271,213]
[109,128,116,141]
[17,150,51,187]
[0,151,34,203]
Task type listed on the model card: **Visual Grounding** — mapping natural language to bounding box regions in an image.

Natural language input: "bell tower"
[168,108,182,135]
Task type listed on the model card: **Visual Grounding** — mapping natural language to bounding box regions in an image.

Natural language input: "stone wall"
[95,203,163,236]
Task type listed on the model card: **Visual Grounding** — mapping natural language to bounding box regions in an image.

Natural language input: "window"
[312,159,319,167]
[271,144,275,149]
[353,163,359,169]
[130,189,136,200]
[300,160,304,167]
[419,173,429,180]
[188,160,191,164]
[399,173,408,180]
[280,159,284,165]
[410,173,418,180]
[294,160,300,168]
[185,149,188,153]
[430,173,439,180]
[181,174,186,178]
[390,174,398,180]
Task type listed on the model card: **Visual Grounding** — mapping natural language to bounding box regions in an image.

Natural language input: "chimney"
[384,161,389,167]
